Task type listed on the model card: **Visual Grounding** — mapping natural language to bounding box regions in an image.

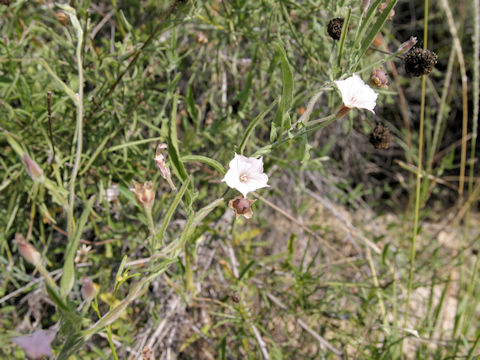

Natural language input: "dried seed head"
[55,12,69,26]
[228,195,255,219]
[16,234,41,265]
[142,346,154,360]
[195,32,208,44]
[404,48,438,77]
[398,36,418,53]
[370,68,388,89]
[23,154,44,182]
[327,18,344,40]
[131,181,155,210]
[81,277,95,301]
[74,244,92,264]
[369,123,392,149]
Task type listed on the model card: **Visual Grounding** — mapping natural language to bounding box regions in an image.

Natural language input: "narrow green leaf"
[180,155,225,175]
[336,8,351,70]
[354,0,398,71]
[115,255,129,282]
[186,85,199,132]
[60,196,96,297]
[239,99,277,155]
[157,177,191,249]
[168,93,189,182]
[238,260,255,281]
[273,44,294,134]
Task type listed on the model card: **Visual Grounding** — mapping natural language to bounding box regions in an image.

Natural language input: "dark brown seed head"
[327,18,344,40]
[404,48,438,77]
[370,123,392,149]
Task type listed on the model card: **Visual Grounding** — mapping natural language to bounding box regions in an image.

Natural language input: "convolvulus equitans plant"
[3,0,478,359]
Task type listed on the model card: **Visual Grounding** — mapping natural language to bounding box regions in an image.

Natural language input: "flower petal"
[334,74,378,112]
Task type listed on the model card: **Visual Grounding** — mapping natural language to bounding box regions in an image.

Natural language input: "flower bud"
[369,122,392,149]
[327,18,344,41]
[378,1,395,20]
[195,32,208,44]
[23,154,44,182]
[81,277,95,301]
[55,12,69,26]
[404,48,438,77]
[370,68,388,89]
[228,195,255,219]
[398,36,418,53]
[154,144,171,180]
[131,181,155,210]
[16,234,41,265]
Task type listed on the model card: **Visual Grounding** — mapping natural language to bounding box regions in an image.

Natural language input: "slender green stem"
[106,326,119,360]
[252,114,336,157]
[145,208,157,250]
[401,0,429,354]
[67,13,85,238]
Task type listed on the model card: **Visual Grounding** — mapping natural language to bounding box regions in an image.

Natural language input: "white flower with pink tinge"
[222,154,269,197]
[334,74,378,117]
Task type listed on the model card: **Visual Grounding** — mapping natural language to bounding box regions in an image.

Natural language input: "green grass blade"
[60,195,96,297]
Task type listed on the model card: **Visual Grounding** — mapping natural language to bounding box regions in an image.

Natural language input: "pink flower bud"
[154,144,171,180]
[228,195,256,219]
[81,277,95,301]
[16,234,41,265]
[23,154,44,182]
[131,181,155,210]
[398,36,418,53]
